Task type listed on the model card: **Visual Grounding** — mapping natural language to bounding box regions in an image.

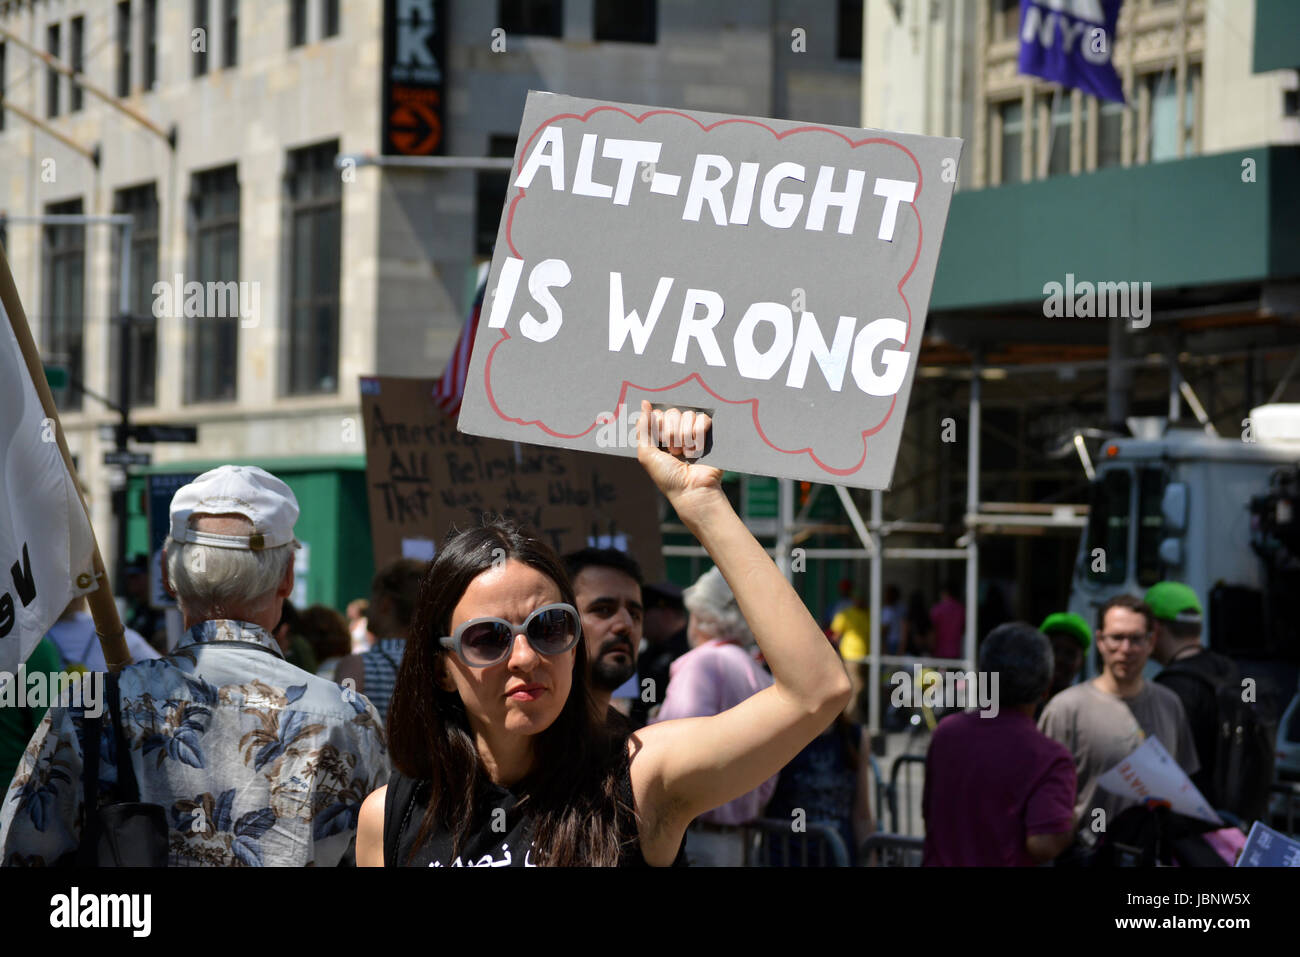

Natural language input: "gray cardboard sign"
[458,92,962,489]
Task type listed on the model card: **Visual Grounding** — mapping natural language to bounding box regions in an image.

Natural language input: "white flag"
[0,294,99,686]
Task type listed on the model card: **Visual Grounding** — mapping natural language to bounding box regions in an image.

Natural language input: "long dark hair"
[386,517,633,866]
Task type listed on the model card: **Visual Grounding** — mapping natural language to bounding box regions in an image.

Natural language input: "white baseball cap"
[169,465,299,551]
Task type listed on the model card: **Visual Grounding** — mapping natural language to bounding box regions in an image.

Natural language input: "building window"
[1145,71,1178,162]
[594,0,655,44]
[46,23,60,119]
[112,185,160,408]
[499,0,563,37]
[995,99,1024,185]
[188,166,240,403]
[1096,98,1124,169]
[144,0,158,89]
[117,2,132,97]
[0,42,6,132]
[223,0,238,67]
[477,134,517,256]
[43,199,85,412]
[837,0,863,60]
[1044,92,1071,177]
[194,0,209,76]
[70,17,84,112]
[323,0,340,38]
[290,0,308,47]
[991,0,1020,42]
[285,142,342,395]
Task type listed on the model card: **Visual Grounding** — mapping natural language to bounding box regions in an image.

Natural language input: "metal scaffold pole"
[868,488,883,737]
[965,352,981,675]
[775,477,795,581]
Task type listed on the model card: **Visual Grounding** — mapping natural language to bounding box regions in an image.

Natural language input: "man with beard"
[563,548,645,729]
[1038,594,1198,862]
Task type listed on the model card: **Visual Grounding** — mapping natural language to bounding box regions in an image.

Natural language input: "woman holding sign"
[355,402,851,866]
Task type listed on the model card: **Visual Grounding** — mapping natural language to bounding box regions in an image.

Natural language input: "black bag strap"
[78,702,103,865]
[105,672,141,803]
[383,770,422,867]
[377,646,401,674]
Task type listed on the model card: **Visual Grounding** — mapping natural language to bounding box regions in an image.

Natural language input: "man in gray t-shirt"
[1039,595,1199,841]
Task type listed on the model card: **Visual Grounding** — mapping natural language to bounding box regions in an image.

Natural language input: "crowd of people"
[0,399,1271,867]
[0,403,864,867]
[921,583,1272,867]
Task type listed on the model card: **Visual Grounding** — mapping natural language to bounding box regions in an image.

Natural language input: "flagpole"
[0,242,131,672]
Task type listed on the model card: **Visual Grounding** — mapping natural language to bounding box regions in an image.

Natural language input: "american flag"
[433,269,489,419]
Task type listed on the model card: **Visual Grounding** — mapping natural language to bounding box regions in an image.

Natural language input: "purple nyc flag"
[1018,0,1126,104]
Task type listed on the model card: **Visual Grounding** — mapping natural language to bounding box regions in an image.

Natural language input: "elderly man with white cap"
[0,465,388,866]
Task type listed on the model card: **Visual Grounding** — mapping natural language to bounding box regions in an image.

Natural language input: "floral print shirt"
[0,620,389,866]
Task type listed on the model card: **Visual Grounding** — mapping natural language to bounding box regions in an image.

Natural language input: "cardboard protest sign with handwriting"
[360,376,664,579]
[458,92,962,489]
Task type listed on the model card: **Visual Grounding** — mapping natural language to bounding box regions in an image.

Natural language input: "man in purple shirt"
[922,622,1076,866]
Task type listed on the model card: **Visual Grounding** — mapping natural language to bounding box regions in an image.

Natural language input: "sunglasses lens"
[460,621,513,665]
[528,607,578,655]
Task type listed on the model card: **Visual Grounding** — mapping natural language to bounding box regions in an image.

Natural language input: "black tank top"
[383,765,688,867]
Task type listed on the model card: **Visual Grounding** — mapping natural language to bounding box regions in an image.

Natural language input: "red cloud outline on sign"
[483,105,925,478]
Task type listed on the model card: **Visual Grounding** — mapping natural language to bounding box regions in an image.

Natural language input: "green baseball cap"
[1040,612,1092,653]
[1144,581,1203,623]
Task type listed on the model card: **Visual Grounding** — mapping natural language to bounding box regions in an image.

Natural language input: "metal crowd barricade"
[888,754,927,835]
[860,833,925,867]
[741,818,852,867]
[868,752,895,834]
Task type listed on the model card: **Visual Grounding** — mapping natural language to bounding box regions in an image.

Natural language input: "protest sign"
[458,92,962,489]
[360,377,664,580]
[1236,821,1300,867]
[147,472,199,608]
[1097,736,1222,825]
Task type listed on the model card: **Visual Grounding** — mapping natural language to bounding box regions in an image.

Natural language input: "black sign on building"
[381,0,448,156]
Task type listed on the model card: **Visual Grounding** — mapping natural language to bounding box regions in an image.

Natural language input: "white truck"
[1068,404,1300,656]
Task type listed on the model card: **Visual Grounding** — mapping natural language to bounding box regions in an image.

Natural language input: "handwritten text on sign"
[459,93,962,489]
[361,377,664,580]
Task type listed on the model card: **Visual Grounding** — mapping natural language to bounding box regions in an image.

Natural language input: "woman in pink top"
[655,567,779,812]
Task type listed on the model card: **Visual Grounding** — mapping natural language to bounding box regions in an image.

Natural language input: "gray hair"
[683,566,754,646]
[978,622,1054,708]
[165,522,293,621]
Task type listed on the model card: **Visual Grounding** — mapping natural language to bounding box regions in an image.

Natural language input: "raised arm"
[628,402,852,863]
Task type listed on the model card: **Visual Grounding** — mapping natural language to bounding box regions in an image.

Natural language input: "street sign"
[129,424,198,443]
[103,450,151,467]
